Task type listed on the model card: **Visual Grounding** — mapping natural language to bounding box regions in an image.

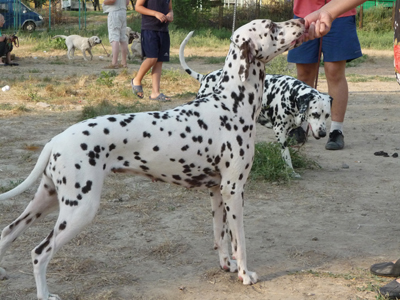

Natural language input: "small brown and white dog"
[126,27,142,60]
[53,35,102,61]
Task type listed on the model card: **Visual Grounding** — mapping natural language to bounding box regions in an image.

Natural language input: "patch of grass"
[250,142,320,183]
[96,71,117,87]
[173,91,197,99]
[265,56,296,77]
[80,99,161,120]
[347,74,397,83]
[0,179,23,193]
[204,56,226,64]
[357,30,393,50]
[0,103,15,110]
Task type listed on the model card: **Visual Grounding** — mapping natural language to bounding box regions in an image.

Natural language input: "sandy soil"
[0,48,399,300]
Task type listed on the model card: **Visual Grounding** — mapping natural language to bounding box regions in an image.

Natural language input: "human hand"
[303,10,334,41]
[155,12,169,23]
[166,11,173,22]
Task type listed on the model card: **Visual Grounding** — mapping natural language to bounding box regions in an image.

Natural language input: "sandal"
[131,79,144,99]
[370,259,400,277]
[149,93,171,102]
[379,279,400,298]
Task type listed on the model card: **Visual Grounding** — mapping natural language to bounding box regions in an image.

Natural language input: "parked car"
[0,0,43,32]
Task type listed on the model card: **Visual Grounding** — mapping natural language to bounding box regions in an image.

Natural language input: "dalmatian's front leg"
[220,183,258,285]
[275,126,301,178]
[209,186,237,272]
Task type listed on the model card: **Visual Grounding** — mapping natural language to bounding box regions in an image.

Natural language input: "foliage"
[357,30,394,49]
[96,70,117,87]
[356,5,394,32]
[265,56,296,77]
[250,142,319,183]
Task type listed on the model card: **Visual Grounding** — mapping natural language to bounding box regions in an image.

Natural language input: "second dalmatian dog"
[0,19,305,300]
[179,31,332,177]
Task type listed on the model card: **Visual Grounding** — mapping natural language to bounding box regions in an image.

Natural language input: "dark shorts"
[141,30,170,62]
[287,15,362,63]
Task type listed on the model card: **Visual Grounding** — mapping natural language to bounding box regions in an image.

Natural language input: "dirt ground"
[0,48,400,300]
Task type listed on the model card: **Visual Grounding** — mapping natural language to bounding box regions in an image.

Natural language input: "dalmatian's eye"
[325,114,330,119]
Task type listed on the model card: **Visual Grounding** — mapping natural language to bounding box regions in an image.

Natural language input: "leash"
[303,37,323,140]
[314,37,322,89]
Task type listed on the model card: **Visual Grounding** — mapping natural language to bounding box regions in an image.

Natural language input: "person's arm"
[135,0,171,23]
[0,36,5,42]
[305,0,367,39]
[166,0,173,22]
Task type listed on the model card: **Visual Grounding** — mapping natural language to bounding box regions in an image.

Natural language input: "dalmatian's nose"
[319,130,326,138]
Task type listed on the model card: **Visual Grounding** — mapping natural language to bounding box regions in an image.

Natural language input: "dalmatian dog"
[0,19,305,300]
[179,32,332,177]
[52,35,102,61]
[258,75,332,177]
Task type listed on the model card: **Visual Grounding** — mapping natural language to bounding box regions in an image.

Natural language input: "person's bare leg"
[296,62,319,87]
[120,41,128,67]
[324,61,348,124]
[6,52,11,64]
[132,57,158,98]
[150,61,163,99]
[111,41,120,66]
[291,63,319,138]
[324,60,347,150]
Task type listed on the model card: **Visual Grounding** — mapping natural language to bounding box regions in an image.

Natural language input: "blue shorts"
[287,15,362,63]
[141,30,170,62]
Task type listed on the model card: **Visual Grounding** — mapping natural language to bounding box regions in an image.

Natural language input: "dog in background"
[53,34,102,61]
[126,27,142,60]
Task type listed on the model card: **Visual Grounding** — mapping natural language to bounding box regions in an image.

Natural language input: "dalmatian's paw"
[290,171,301,178]
[239,270,258,285]
[220,258,238,272]
[0,267,7,280]
[49,293,62,300]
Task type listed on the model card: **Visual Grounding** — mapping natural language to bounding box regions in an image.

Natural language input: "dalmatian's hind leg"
[32,180,104,300]
[209,185,237,273]
[220,180,258,285]
[0,176,59,280]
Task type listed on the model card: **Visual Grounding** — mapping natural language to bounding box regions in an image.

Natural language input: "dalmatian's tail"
[179,31,205,83]
[0,142,52,201]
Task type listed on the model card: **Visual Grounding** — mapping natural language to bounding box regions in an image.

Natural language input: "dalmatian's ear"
[297,94,312,114]
[238,39,256,82]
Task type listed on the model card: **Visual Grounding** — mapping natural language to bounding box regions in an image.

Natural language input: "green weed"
[0,179,23,193]
[96,71,117,87]
[250,142,319,183]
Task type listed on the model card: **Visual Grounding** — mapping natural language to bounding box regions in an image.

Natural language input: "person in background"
[305,0,400,297]
[130,0,173,102]
[0,14,18,66]
[103,0,129,69]
[287,0,363,150]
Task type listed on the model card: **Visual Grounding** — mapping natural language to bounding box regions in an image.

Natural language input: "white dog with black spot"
[179,31,332,178]
[0,19,305,300]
